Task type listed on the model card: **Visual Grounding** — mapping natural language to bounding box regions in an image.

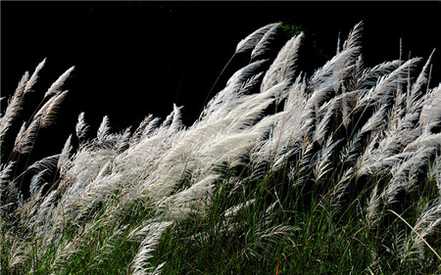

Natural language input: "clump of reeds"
[1,21,440,274]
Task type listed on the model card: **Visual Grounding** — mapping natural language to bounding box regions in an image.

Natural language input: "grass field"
[1,22,440,274]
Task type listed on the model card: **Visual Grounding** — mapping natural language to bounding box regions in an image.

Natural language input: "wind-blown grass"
[1,21,441,274]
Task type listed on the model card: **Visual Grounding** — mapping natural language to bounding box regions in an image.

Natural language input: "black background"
[2,2,441,156]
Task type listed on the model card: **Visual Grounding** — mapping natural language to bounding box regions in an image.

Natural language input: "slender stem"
[388,209,441,262]
[427,64,433,94]
[200,53,237,114]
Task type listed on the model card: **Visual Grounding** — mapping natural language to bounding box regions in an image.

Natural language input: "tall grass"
[1,21,440,274]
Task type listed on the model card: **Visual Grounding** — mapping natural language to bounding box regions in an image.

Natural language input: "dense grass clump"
[1,22,441,274]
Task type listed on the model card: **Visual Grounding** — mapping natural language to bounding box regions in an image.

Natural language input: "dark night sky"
[2,1,441,134]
